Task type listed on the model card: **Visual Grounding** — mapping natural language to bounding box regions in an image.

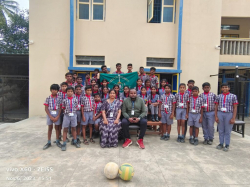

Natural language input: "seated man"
[121,89,147,149]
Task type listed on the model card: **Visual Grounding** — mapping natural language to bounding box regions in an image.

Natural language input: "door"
[172,73,179,95]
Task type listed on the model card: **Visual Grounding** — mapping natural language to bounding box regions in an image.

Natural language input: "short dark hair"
[73,73,77,75]
[150,67,156,71]
[94,68,99,72]
[85,85,92,91]
[164,84,172,90]
[65,72,72,77]
[109,89,116,94]
[116,63,121,67]
[91,79,96,83]
[93,84,99,87]
[76,76,82,80]
[179,83,186,88]
[127,63,132,67]
[113,84,120,89]
[140,66,144,69]
[61,82,68,87]
[192,86,199,91]
[93,93,100,97]
[202,82,211,88]
[66,86,74,92]
[101,65,107,70]
[75,85,82,90]
[221,83,229,88]
[50,84,60,91]
[188,79,195,84]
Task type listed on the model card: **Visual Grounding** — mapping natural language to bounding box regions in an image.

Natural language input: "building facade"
[29,0,250,117]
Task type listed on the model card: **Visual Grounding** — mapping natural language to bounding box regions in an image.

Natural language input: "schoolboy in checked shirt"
[93,93,102,139]
[199,82,217,145]
[43,84,62,150]
[175,83,189,143]
[158,84,176,141]
[187,86,204,146]
[215,83,238,152]
[75,85,83,144]
[81,86,95,145]
[149,67,159,88]
[61,87,80,151]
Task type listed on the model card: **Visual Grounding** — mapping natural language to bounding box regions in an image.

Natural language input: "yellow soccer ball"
[118,163,134,181]
[104,162,119,179]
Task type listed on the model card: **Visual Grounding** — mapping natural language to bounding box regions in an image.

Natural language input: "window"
[76,56,105,65]
[221,34,239,38]
[78,0,105,21]
[146,57,174,67]
[221,25,239,30]
[147,0,175,23]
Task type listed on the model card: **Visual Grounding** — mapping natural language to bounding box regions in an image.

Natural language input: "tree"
[0,10,29,54]
[0,0,19,25]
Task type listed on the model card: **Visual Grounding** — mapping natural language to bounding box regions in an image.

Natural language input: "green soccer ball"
[118,163,134,181]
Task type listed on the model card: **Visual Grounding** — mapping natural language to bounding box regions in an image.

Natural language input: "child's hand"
[170,114,174,119]
[50,116,55,121]
[199,118,202,123]
[114,119,119,124]
[93,116,96,121]
[230,118,235,124]
[103,119,108,125]
[54,116,59,122]
[185,114,188,119]
[82,116,86,122]
[215,117,219,123]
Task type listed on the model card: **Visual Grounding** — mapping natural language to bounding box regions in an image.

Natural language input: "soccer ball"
[104,162,119,179]
[118,163,134,181]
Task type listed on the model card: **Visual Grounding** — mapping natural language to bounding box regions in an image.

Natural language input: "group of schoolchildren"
[43,63,238,152]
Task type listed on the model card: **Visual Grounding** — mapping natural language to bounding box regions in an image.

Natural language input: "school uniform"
[160,93,176,124]
[66,81,74,87]
[74,84,85,95]
[84,78,91,86]
[138,73,149,85]
[184,89,193,137]
[92,90,100,97]
[175,92,189,120]
[120,92,129,102]
[99,87,110,94]
[101,93,109,103]
[158,87,166,98]
[57,92,68,123]
[94,101,102,125]
[75,94,82,123]
[112,71,124,74]
[62,97,78,128]
[149,94,160,115]
[138,94,149,106]
[146,87,151,96]
[185,89,193,97]
[187,96,204,128]
[199,92,217,141]
[81,94,95,125]
[215,93,238,146]
[135,85,143,95]
[44,95,62,125]
[149,75,159,87]
[92,75,98,83]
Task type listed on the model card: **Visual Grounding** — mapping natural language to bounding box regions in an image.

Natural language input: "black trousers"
[121,118,147,139]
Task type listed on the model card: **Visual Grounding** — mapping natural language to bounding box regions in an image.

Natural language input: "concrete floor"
[1,116,250,187]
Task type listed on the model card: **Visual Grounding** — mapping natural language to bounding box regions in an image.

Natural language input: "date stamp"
[6,167,53,172]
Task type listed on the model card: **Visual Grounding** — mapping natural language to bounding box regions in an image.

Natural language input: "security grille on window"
[76,56,105,65]
[78,0,105,21]
[146,57,174,67]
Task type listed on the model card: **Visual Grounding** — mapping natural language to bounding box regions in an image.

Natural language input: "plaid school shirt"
[85,78,91,86]
[138,74,149,85]
[75,94,82,111]
[187,96,204,114]
[199,92,217,112]
[112,71,124,74]
[149,75,159,87]
[175,92,189,109]
[62,97,78,114]
[138,94,149,104]
[58,92,68,100]
[149,94,160,103]
[81,94,95,112]
[160,93,176,113]
[44,95,62,111]
[185,89,193,98]
[94,101,102,117]
[215,93,238,113]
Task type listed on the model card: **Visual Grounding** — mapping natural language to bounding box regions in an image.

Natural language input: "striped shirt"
[188,96,204,114]
[199,92,217,112]
[160,93,176,113]
[149,75,159,87]
[62,97,78,114]
[175,92,189,109]
[215,93,238,113]
[44,95,62,110]
[81,94,95,112]
[75,94,82,111]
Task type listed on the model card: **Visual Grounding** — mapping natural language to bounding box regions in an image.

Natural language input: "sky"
[17,0,29,10]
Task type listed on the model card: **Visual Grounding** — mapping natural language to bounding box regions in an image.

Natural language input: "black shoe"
[208,139,213,145]
[66,137,70,143]
[151,115,155,122]
[155,115,159,122]
[216,144,224,150]
[77,138,81,144]
[160,135,166,140]
[194,139,199,146]
[223,145,229,152]
[180,137,185,143]
[56,141,62,148]
[177,136,181,142]
[165,135,170,141]
[189,138,194,144]
[75,142,81,148]
[43,143,51,150]
[61,144,66,151]
[203,140,208,145]
[71,139,74,145]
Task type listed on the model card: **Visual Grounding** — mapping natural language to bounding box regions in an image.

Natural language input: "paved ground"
[1,116,250,187]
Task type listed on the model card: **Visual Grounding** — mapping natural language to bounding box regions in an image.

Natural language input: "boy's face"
[150,69,155,75]
[94,71,98,75]
[94,95,101,102]
[179,85,186,92]
[77,78,82,84]
[102,67,108,73]
[66,75,72,82]
[75,87,82,95]
[73,74,77,78]
[222,86,230,93]
[86,89,92,95]
[192,89,199,96]
[67,89,74,97]
[51,89,58,95]
[61,85,67,92]
[127,66,132,72]
[203,86,210,93]
[86,74,90,79]
[116,65,121,71]
[187,82,194,89]
[165,86,171,93]
[140,68,144,74]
